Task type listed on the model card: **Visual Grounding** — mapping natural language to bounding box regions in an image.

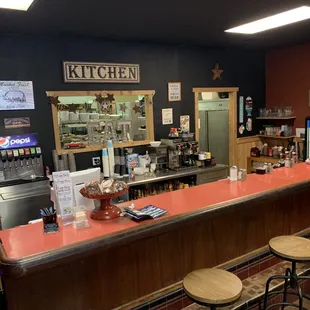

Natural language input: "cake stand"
[80,188,127,220]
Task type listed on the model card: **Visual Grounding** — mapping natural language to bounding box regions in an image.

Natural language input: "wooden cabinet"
[196,166,228,185]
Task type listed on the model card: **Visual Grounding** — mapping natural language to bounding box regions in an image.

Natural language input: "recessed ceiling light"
[0,0,34,11]
[225,6,310,34]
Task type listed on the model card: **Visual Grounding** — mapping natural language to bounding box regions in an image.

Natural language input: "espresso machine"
[161,139,199,170]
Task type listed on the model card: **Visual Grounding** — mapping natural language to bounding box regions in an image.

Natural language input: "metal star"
[119,103,127,113]
[68,104,77,113]
[212,63,223,80]
[106,93,115,102]
[101,100,110,112]
[84,103,92,113]
[133,104,142,114]
[49,96,60,107]
[95,93,104,104]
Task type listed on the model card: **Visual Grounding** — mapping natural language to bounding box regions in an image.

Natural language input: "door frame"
[193,87,239,166]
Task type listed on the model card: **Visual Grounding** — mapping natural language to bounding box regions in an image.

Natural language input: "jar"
[267,163,273,173]
[284,151,289,160]
[238,169,247,181]
[230,166,238,182]
[272,146,279,159]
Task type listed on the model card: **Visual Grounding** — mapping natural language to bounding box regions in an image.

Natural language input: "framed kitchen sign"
[0,81,35,110]
[63,61,140,83]
[168,82,181,102]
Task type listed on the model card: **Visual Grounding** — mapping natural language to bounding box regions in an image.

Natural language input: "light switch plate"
[92,157,101,166]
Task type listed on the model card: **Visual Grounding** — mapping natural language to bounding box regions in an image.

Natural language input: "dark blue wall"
[0,35,265,170]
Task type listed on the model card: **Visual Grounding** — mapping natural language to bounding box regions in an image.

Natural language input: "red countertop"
[1,163,310,261]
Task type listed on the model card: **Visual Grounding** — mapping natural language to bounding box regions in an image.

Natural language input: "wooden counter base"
[3,179,310,310]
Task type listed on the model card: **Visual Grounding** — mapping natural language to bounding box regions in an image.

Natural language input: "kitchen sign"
[63,61,140,83]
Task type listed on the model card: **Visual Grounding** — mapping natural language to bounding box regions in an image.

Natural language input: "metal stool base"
[262,261,310,310]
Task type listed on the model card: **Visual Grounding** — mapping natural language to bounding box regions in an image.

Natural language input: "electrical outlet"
[92,157,101,166]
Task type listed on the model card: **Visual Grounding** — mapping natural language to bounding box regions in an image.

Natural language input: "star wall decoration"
[106,93,115,102]
[49,96,60,107]
[100,100,110,113]
[68,104,78,113]
[95,93,105,104]
[84,103,92,113]
[212,63,223,80]
[119,103,127,113]
[133,104,142,114]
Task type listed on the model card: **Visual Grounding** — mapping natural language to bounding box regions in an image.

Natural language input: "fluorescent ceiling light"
[0,0,34,11]
[225,6,310,34]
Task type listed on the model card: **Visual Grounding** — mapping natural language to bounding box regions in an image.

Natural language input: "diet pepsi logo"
[10,138,30,146]
[0,137,10,148]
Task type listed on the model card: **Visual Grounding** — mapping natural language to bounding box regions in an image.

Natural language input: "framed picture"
[168,82,181,102]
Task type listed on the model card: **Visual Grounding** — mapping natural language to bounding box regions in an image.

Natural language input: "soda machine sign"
[0,134,38,149]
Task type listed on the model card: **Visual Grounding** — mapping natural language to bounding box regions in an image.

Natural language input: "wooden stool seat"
[269,236,310,261]
[183,268,242,306]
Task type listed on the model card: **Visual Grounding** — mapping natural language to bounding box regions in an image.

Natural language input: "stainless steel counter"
[0,179,50,230]
[127,164,228,187]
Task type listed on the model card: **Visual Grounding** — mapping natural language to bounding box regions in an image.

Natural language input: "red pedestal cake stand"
[80,188,128,220]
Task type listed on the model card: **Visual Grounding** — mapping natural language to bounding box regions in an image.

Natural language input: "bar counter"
[1,163,310,310]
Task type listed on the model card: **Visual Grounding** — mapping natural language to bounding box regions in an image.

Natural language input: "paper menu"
[52,171,74,222]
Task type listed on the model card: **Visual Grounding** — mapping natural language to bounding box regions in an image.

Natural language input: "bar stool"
[183,268,242,309]
[263,235,310,310]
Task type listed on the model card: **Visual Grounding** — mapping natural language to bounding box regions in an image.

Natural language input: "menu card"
[123,205,168,221]
[52,170,74,226]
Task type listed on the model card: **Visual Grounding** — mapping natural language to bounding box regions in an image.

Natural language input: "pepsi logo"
[0,137,10,149]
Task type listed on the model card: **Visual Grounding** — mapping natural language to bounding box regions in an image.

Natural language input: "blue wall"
[0,35,265,169]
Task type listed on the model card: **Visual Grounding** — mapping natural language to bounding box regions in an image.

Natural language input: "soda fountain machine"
[0,134,50,229]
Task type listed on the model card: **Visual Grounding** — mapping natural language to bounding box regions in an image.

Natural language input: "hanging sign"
[4,117,31,129]
[0,81,35,110]
[63,61,140,83]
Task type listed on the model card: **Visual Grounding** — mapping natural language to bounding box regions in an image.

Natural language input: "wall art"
[0,81,34,110]
[4,117,31,129]
[180,115,190,132]
[168,82,181,102]
[162,108,173,125]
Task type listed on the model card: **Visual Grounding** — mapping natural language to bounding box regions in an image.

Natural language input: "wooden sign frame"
[168,82,181,102]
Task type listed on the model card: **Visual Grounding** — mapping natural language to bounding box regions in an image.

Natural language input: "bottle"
[262,143,268,156]
[268,147,273,157]
[292,152,297,163]
[250,146,260,157]
[230,166,238,182]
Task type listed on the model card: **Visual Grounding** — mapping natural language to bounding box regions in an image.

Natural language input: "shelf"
[59,140,151,155]
[256,117,296,120]
[248,156,279,164]
[257,135,295,140]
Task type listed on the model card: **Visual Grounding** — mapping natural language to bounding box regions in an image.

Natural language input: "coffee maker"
[147,145,168,171]
[161,139,198,170]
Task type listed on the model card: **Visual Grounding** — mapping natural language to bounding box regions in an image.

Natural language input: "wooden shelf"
[257,135,295,140]
[248,156,279,164]
[59,140,151,155]
[256,117,296,120]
